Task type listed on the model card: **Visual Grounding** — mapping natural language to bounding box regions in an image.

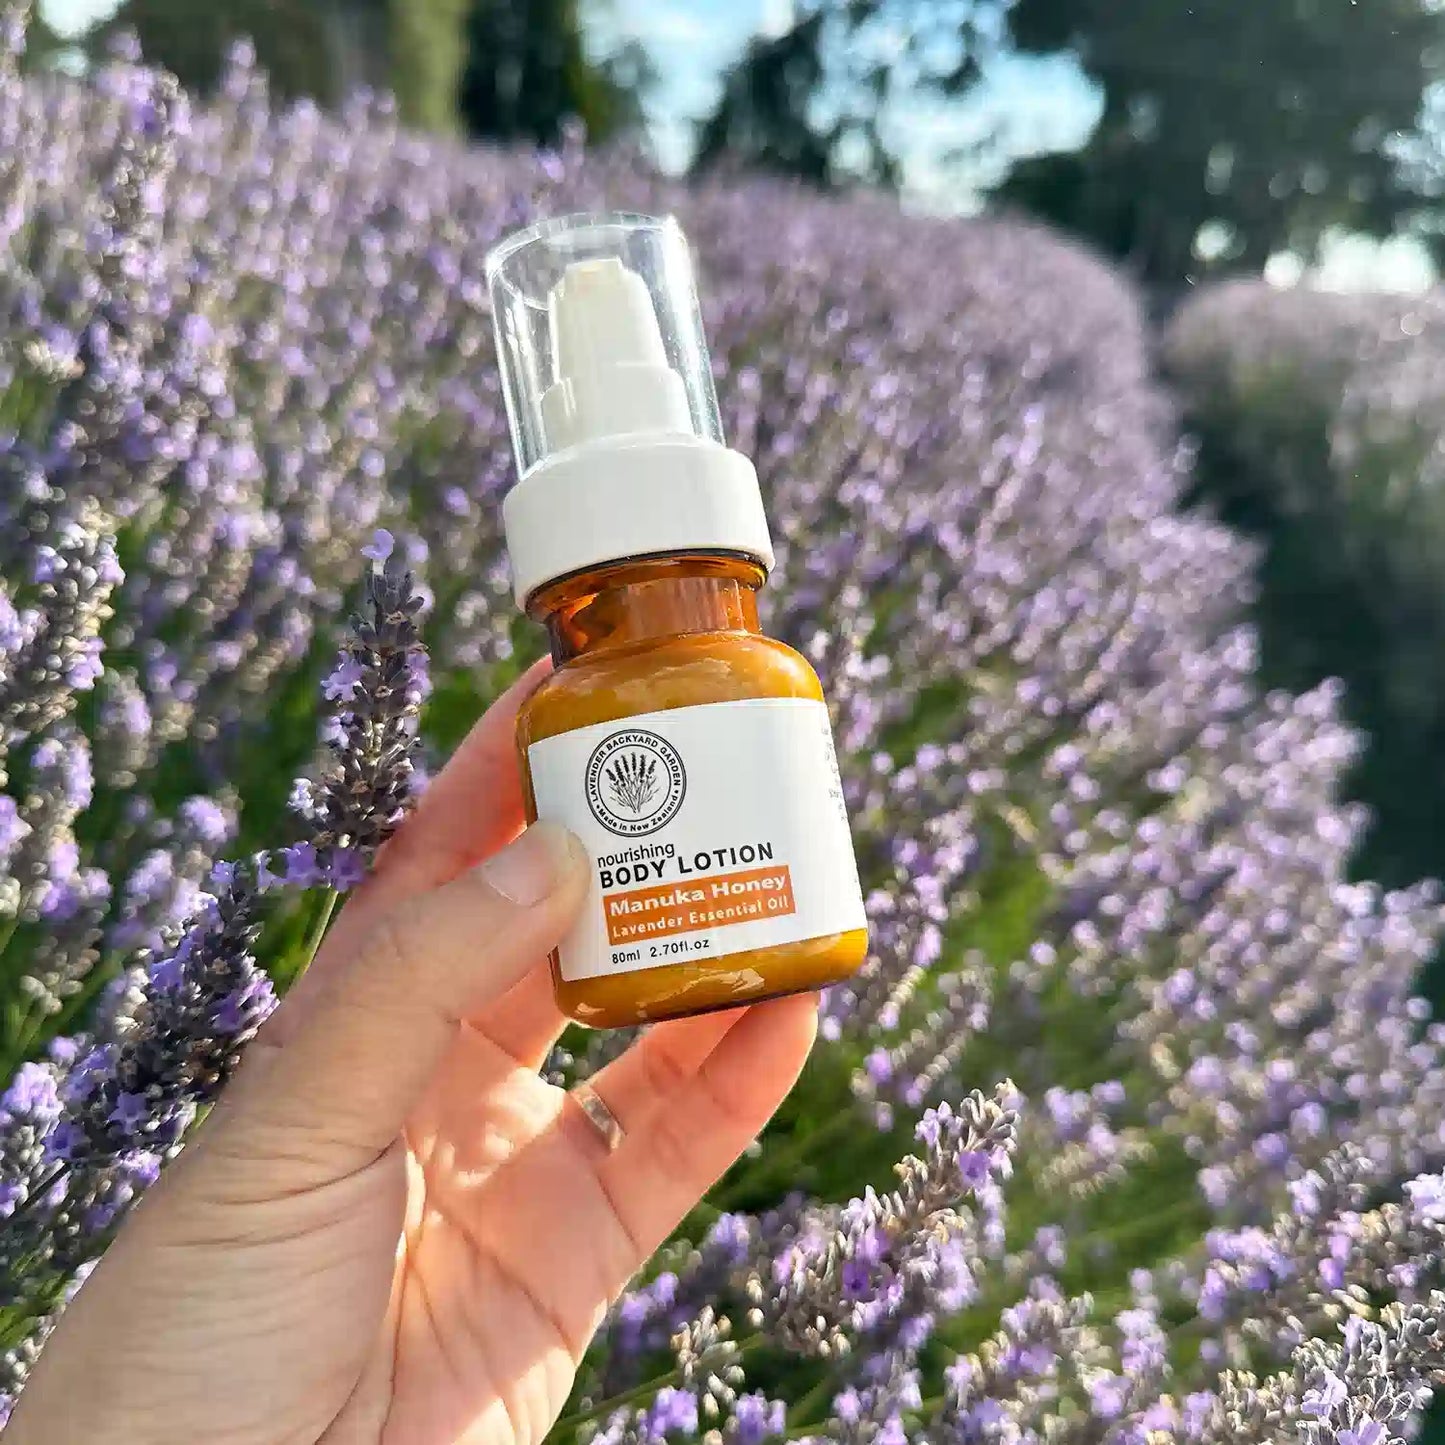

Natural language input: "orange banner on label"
[604,865,797,945]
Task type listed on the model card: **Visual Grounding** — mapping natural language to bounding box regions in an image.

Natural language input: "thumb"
[221,822,588,1189]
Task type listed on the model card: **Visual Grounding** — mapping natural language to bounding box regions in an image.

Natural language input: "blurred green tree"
[94,0,337,103]
[388,0,471,134]
[457,0,651,146]
[693,0,1445,289]
[996,0,1445,289]
[693,0,977,187]
[92,0,470,132]
[693,11,847,186]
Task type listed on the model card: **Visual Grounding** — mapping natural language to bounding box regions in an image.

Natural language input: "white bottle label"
[527,697,868,983]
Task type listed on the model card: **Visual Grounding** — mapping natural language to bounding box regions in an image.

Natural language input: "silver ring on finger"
[572,1082,625,1153]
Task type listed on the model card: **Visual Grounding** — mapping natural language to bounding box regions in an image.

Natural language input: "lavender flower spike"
[292,536,429,887]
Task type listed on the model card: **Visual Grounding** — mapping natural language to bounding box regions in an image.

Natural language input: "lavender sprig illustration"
[606,752,660,816]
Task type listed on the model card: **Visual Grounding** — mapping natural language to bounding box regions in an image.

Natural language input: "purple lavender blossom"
[289,541,428,884]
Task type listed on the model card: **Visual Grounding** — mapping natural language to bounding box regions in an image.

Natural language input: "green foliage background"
[1166,290,1445,1011]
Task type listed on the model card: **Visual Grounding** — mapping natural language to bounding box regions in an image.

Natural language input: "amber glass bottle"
[489,213,868,1027]
[517,556,869,1027]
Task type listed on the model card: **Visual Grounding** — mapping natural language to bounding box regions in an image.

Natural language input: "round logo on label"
[585,728,687,837]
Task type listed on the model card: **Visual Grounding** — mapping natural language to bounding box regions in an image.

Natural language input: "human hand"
[7,664,819,1444]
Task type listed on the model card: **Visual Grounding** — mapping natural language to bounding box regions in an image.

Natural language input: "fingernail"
[480,822,583,906]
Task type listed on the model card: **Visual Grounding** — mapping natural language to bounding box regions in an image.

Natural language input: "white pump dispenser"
[487,214,774,606]
[540,257,694,452]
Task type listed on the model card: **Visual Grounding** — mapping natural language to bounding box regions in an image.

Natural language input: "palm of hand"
[9,667,817,1445]
[166,965,801,1445]
[327,1026,634,1445]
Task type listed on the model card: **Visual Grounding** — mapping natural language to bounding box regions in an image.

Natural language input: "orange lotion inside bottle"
[517,554,869,1028]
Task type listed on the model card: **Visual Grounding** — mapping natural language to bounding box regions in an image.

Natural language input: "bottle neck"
[528,553,766,666]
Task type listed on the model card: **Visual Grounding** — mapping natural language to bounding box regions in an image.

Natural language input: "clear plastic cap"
[486,213,725,477]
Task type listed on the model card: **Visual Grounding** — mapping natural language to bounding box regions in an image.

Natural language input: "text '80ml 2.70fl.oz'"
[487,213,867,1028]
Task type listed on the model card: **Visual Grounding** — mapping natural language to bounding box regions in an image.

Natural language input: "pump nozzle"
[540,256,694,453]
[550,257,667,374]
